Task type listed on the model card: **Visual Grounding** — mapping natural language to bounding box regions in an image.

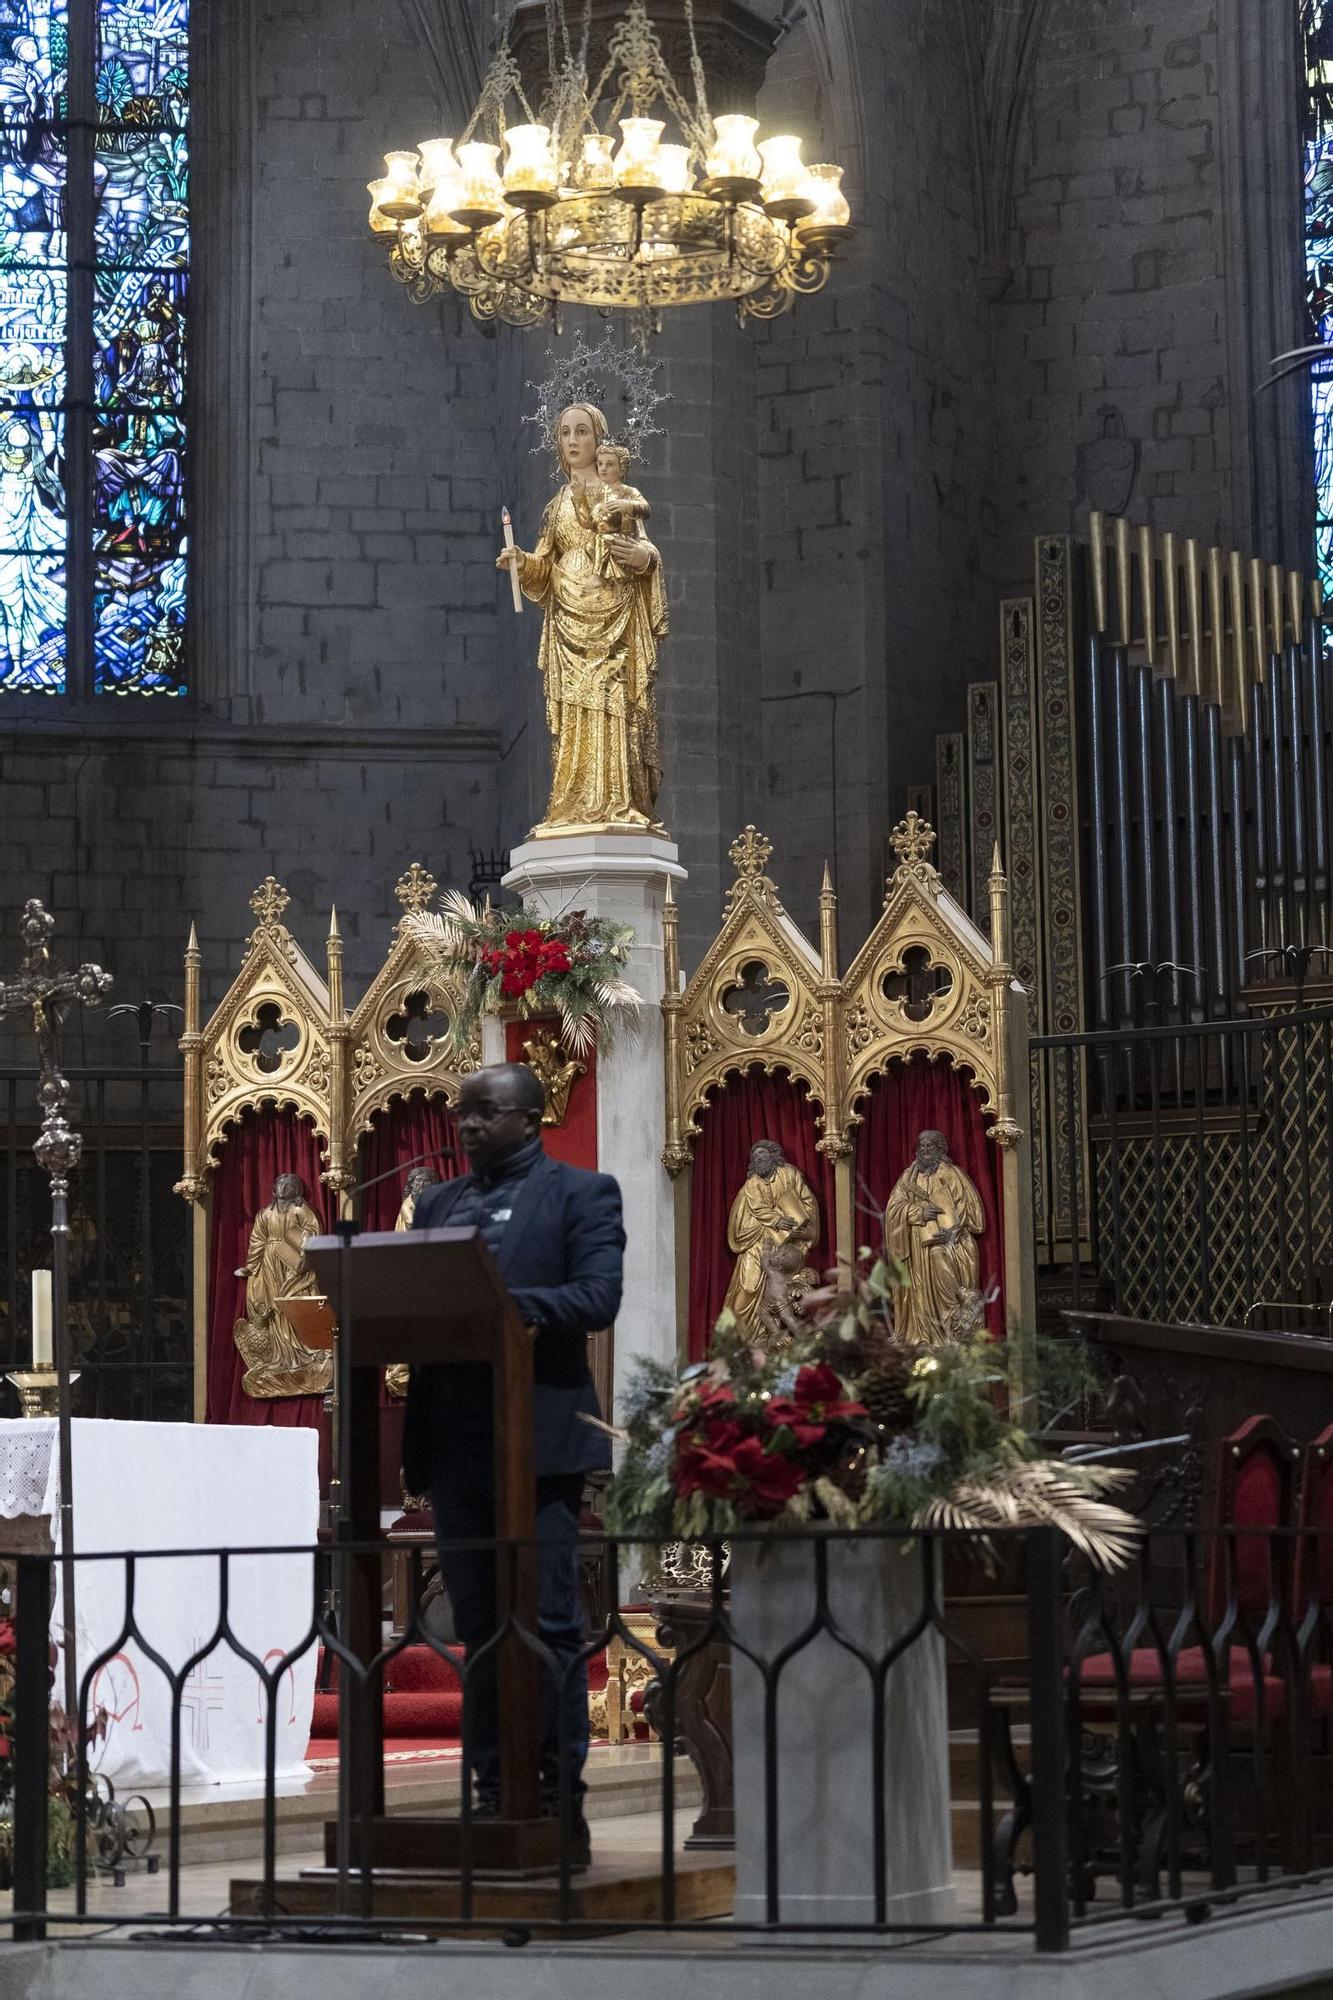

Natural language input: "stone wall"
[992,0,1239,587]
[752,3,998,944]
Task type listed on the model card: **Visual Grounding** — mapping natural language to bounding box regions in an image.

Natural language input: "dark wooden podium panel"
[1067,1309,1333,1530]
[305,1228,514,1365]
[306,1227,544,1870]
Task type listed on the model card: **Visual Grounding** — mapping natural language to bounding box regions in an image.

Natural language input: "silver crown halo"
[524,329,669,462]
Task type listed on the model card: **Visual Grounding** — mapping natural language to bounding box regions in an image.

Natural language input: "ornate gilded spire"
[395,861,439,924]
[249,877,290,930]
[725,825,781,910]
[887,813,941,896]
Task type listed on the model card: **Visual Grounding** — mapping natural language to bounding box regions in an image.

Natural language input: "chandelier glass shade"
[368,0,853,333]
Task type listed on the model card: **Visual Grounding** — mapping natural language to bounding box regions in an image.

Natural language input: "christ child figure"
[592,440,651,576]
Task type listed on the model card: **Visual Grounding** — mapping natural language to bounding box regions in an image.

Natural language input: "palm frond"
[401,910,462,984]
[558,994,596,1057]
[440,887,482,925]
[915,1460,1140,1570]
[595,976,643,1012]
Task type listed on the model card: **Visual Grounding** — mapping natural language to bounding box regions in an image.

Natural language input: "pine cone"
[857,1345,917,1435]
[824,1311,896,1379]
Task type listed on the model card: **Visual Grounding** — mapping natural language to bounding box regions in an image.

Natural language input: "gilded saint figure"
[233,1171,330,1398]
[497,403,667,836]
[883,1130,985,1348]
[722,1139,820,1344]
[385,1163,442,1399]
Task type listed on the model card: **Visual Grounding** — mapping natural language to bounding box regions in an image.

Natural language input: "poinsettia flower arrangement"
[405,891,640,1057]
[605,1260,1140,1568]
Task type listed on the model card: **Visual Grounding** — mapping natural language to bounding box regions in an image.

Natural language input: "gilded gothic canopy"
[662,815,1022,1176]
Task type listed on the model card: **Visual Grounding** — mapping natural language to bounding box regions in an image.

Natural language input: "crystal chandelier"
[367,0,853,335]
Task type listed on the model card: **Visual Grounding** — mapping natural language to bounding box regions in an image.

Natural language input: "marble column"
[503,831,687,1403]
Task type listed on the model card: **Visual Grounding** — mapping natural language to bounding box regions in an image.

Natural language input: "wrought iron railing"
[0,1060,189,1421]
[1032,1005,1333,1327]
[7,1522,1333,1954]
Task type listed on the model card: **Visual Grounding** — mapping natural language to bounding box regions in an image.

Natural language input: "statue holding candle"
[497,401,668,836]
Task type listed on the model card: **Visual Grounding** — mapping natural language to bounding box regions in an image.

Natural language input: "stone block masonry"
[994,0,1237,580]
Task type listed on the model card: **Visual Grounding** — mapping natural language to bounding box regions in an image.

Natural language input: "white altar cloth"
[0,1418,319,1788]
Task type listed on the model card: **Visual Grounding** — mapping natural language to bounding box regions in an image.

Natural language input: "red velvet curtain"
[206,1107,331,1447]
[356,1093,461,1229]
[686,1067,837,1361]
[853,1056,1005,1338]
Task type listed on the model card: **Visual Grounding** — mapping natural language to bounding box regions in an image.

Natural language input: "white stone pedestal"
[729,1534,955,1931]
[502,831,687,1407]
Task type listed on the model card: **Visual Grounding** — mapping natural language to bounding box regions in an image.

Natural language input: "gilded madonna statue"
[497,402,668,836]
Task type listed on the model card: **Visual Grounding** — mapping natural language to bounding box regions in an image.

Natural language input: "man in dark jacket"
[401,1062,623,1853]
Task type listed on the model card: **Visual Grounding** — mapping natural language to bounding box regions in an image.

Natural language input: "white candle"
[501,506,523,615]
[31,1269,52,1369]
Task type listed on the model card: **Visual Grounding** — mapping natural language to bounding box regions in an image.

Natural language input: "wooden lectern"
[304,1227,565,1874]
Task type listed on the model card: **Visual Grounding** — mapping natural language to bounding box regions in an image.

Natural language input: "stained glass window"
[1303,0,1333,599]
[0,0,187,696]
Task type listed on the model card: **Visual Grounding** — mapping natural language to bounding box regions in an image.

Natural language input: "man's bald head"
[456,1062,547,1172]
[493,1062,547,1115]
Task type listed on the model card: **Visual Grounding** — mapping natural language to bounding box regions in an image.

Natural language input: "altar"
[0,1418,319,1788]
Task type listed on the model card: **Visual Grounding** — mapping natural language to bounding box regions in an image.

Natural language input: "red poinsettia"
[767,1364,865,1447]
[675,1418,804,1518]
[480,928,574,999]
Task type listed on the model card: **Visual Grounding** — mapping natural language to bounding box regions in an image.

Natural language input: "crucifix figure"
[0,900,112,1720]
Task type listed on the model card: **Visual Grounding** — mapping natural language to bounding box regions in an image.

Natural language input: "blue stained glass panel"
[1304,1,1333,600]
[0,129,67,265]
[92,0,185,696]
[0,1,68,122]
[0,551,64,687]
[94,268,184,402]
[0,402,65,690]
[93,127,187,269]
[0,266,65,399]
[94,542,185,694]
[0,3,65,690]
[0,0,183,697]
[96,0,185,126]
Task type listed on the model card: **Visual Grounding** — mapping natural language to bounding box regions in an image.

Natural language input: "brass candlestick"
[6,1368,78,1419]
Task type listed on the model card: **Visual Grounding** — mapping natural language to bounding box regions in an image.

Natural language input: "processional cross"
[0,901,112,1719]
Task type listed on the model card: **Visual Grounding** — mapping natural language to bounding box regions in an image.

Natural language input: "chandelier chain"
[683,0,710,130]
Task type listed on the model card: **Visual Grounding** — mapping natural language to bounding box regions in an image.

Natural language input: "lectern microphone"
[341,1145,457,1208]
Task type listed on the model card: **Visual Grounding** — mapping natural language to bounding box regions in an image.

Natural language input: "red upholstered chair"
[988,1417,1302,1913]
[1294,1424,1333,1621]
[1075,1416,1300,1710]
[1207,1415,1302,1640]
